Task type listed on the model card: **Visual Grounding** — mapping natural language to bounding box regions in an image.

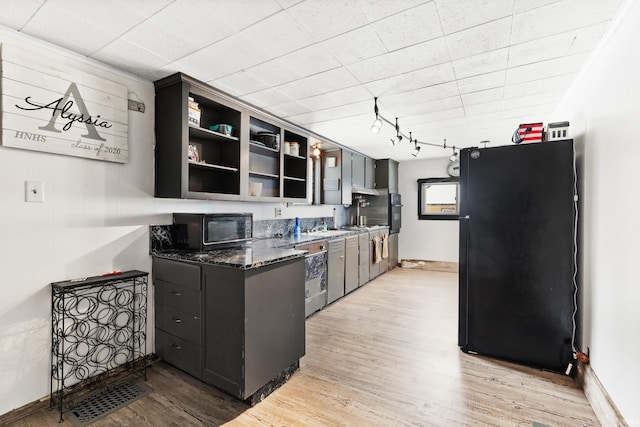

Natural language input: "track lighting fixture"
[449,147,458,162]
[369,98,460,156]
[370,97,382,133]
[390,117,403,145]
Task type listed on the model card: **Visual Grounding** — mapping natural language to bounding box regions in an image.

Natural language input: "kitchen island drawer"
[154,279,201,316]
[153,257,201,290]
[156,304,201,345]
[156,329,202,379]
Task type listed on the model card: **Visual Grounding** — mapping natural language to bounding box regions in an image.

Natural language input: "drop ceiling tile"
[466,111,503,124]
[295,68,361,94]
[287,0,369,41]
[21,2,116,55]
[436,0,514,34]
[508,31,580,68]
[111,0,173,16]
[567,21,610,55]
[321,26,389,65]
[504,74,574,98]
[372,2,442,51]
[279,44,342,77]
[0,1,46,30]
[347,38,450,83]
[457,70,506,94]
[240,11,315,57]
[383,81,460,107]
[269,100,313,117]
[364,62,456,97]
[205,0,283,31]
[93,39,172,74]
[356,0,430,22]
[446,17,512,61]
[299,86,372,111]
[147,0,237,48]
[514,0,558,14]
[211,72,271,96]
[401,107,466,126]
[465,100,504,115]
[461,87,504,106]
[276,79,325,99]
[502,93,548,110]
[121,19,200,61]
[289,100,372,124]
[45,0,148,36]
[506,52,588,84]
[394,96,463,117]
[452,48,509,79]
[241,88,294,107]
[245,58,303,87]
[276,0,303,9]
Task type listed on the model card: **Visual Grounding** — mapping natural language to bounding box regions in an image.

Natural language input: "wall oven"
[389,193,402,234]
[172,213,252,251]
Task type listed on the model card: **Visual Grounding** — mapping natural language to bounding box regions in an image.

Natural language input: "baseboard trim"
[400,259,458,273]
[577,362,628,427]
[0,396,50,425]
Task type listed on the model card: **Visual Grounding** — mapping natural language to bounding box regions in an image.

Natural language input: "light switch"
[25,180,44,202]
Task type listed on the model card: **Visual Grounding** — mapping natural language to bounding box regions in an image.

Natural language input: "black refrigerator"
[458,139,576,374]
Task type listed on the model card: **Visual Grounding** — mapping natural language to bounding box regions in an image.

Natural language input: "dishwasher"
[295,240,327,317]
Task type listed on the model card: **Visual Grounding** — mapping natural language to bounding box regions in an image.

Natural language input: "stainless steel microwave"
[172,213,252,251]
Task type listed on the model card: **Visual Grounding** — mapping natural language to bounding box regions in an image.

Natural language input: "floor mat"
[64,380,152,426]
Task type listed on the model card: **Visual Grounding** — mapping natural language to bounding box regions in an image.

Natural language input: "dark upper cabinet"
[322,149,351,205]
[365,157,375,189]
[351,153,365,187]
[375,159,399,192]
[154,73,309,202]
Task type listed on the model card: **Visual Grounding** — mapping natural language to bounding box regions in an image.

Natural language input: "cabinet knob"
[170,317,182,323]
[171,291,182,296]
[171,344,182,350]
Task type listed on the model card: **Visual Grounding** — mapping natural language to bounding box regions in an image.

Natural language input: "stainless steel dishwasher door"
[295,241,327,318]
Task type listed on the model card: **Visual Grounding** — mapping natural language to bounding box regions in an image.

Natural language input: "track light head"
[371,118,382,133]
[411,144,421,157]
[312,145,321,157]
[449,147,458,162]
[371,97,382,133]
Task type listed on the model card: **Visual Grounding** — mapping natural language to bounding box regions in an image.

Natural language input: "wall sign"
[1,44,129,163]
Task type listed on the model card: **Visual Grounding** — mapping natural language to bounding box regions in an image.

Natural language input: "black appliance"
[458,140,576,374]
[389,193,402,234]
[172,213,252,251]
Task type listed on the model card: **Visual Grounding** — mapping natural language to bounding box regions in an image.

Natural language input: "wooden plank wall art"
[0,43,129,163]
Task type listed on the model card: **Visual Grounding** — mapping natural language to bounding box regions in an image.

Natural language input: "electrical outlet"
[25,180,44,202]
[274,207,282,217]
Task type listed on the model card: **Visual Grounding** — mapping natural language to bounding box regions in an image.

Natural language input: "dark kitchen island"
[152,244,306,404]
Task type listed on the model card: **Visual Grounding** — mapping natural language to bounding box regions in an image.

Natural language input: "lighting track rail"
[370,97,456,157]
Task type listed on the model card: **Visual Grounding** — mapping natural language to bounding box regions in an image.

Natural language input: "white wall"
[0,28,335,416]
[550,0,640,423]
[397,157,458,263]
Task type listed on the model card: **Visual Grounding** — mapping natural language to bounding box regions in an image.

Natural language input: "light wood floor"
[9,268,599,426]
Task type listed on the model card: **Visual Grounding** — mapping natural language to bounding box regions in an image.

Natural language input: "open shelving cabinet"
[154,73,310,202]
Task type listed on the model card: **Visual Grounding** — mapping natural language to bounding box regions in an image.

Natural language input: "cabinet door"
[389,160,399,192]
[351,153,365,187]
[327,238,346,304]
[365,157,375,189]
[369,230,380,280]
[341,151,352,205]
[344,235,359,294]
[379,229,389,272]
[389,233,399,269]
[358,232,369,286]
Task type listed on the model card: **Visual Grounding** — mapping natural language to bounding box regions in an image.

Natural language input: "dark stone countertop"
[153,246,306,270]
[150,225,390,270]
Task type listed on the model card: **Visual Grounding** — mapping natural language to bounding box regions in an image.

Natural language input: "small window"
[417,178,459,220]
